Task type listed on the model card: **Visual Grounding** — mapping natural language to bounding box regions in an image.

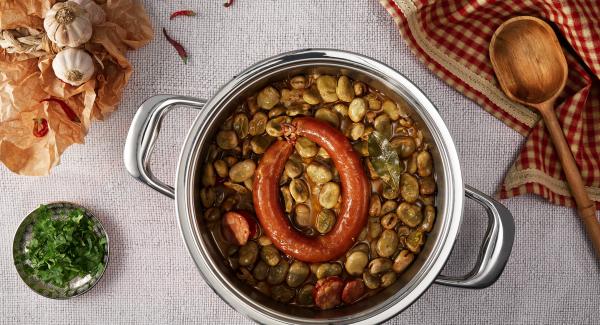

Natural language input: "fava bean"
[307,162,333,184]
[297,284,314,305]
[233,113,249,139]
[319,182,341,209]
[249,112,268,136]
[382,100,401,121]
[257,235,272,246]
[400,173,419,203]
[393,250,414,273]
[316,263,342,279]
[290,75,307,89]
[290,179,310,203]
[285,159,303,178]
[333,103,348,116]
[213,160,228,178]
[303,85,322,105]
[362,271,380,289]
[365,94,381,111]
[376,229,399,257]
[253,261,269,281]
[420,205,436,232]
[280,89,303,108]
[374,114,392,139]
[295,137,318,158]
[204,207,220,221]
[349,122,365,141]
[315,108,340,127]
[406,230,424,253]
[316,209,336,234]
[381,212,399,229]
[381,271,397,288]
[200,187,215,208]
[369,194,382,217]
[390,136,416,159]
[294,203,312,228]
[368,217,382,239]
[417,151,433,177]
[287,261,310,287]
[255,281,270,296]
[229,160,256,183]
[345,251,368,276]
[260,245,281,266]
[271,285,295,303]
[381,200,398,215]
[216,130,238,150]
[202,163,216,187]
[238,241,258,266]
[281,187,293,213]
[353,81,366,96]
[269,106,285,118]
[369,257,393,275]
[348,98,367,122]
[265,116,288,137]
[316,75,338,102]
[382,183,399,200]
[267,260,289,285]
[397,202,423,228]
[336,76,355,102]
[257,86,280,110]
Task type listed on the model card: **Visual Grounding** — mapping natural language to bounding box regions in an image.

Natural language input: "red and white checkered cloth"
[380,0,600,208]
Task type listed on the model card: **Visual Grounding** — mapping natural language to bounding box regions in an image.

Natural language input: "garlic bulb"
[71,0,106,25]
[43,1,93,48]
[52,48,95,86]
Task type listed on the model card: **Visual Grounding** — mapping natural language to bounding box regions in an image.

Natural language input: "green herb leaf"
[23,205,106,288]
[368,131,402,193]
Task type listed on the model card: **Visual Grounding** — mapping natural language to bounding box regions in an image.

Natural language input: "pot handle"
[124,95,206,199]
[434,185,515,288]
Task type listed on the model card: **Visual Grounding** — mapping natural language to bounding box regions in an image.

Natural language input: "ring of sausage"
[252,117,370,263]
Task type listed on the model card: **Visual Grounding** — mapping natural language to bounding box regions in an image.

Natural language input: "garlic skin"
[71,0,106,25]
[44,1,93,48]
[52,48,95,86]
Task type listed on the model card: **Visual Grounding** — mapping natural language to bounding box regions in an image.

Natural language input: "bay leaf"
[368,131,402,192]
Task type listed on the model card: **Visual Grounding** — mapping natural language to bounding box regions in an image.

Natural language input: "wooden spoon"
[490,16,600,257]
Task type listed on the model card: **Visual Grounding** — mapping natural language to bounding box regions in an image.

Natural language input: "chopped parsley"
[21,205,107,288]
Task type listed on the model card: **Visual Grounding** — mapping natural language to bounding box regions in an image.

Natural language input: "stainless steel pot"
[124,49,515,324]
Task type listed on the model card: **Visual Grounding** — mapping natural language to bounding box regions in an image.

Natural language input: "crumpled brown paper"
[0,0,153,175]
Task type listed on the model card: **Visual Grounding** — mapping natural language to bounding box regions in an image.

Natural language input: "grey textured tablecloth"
[1,1,599,324]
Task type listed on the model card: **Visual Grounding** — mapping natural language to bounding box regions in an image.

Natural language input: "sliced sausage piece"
[221,210,257,246]
[341,279,366,304]
[253,117,370,262]
[313,276,345,310]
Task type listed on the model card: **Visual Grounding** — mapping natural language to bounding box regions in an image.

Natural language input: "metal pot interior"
[182,50,462,324]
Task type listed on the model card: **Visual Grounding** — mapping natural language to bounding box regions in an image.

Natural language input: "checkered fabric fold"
[380,0,600,208]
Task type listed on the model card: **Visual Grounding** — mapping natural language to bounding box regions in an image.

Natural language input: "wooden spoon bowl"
[490,17,567,104]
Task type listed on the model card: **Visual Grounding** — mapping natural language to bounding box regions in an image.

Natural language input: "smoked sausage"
[222,210,257,246]
[253,117,370,263]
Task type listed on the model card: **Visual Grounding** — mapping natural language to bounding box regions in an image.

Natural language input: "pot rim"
[175,49,464,324]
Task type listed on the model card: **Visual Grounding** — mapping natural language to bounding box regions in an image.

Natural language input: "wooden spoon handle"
[538,103,600,256]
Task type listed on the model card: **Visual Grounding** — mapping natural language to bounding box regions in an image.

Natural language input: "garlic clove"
[52,48,95,86]
[71,0,106,25]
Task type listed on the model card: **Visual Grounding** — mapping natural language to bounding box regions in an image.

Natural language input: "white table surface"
[1,1,599,324]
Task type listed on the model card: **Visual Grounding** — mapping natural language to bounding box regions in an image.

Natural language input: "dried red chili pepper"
[162,28,188,64]
[223,0,234,7]
[170,10,196,20]
[40,98,80,123]
[33,118,49,138]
